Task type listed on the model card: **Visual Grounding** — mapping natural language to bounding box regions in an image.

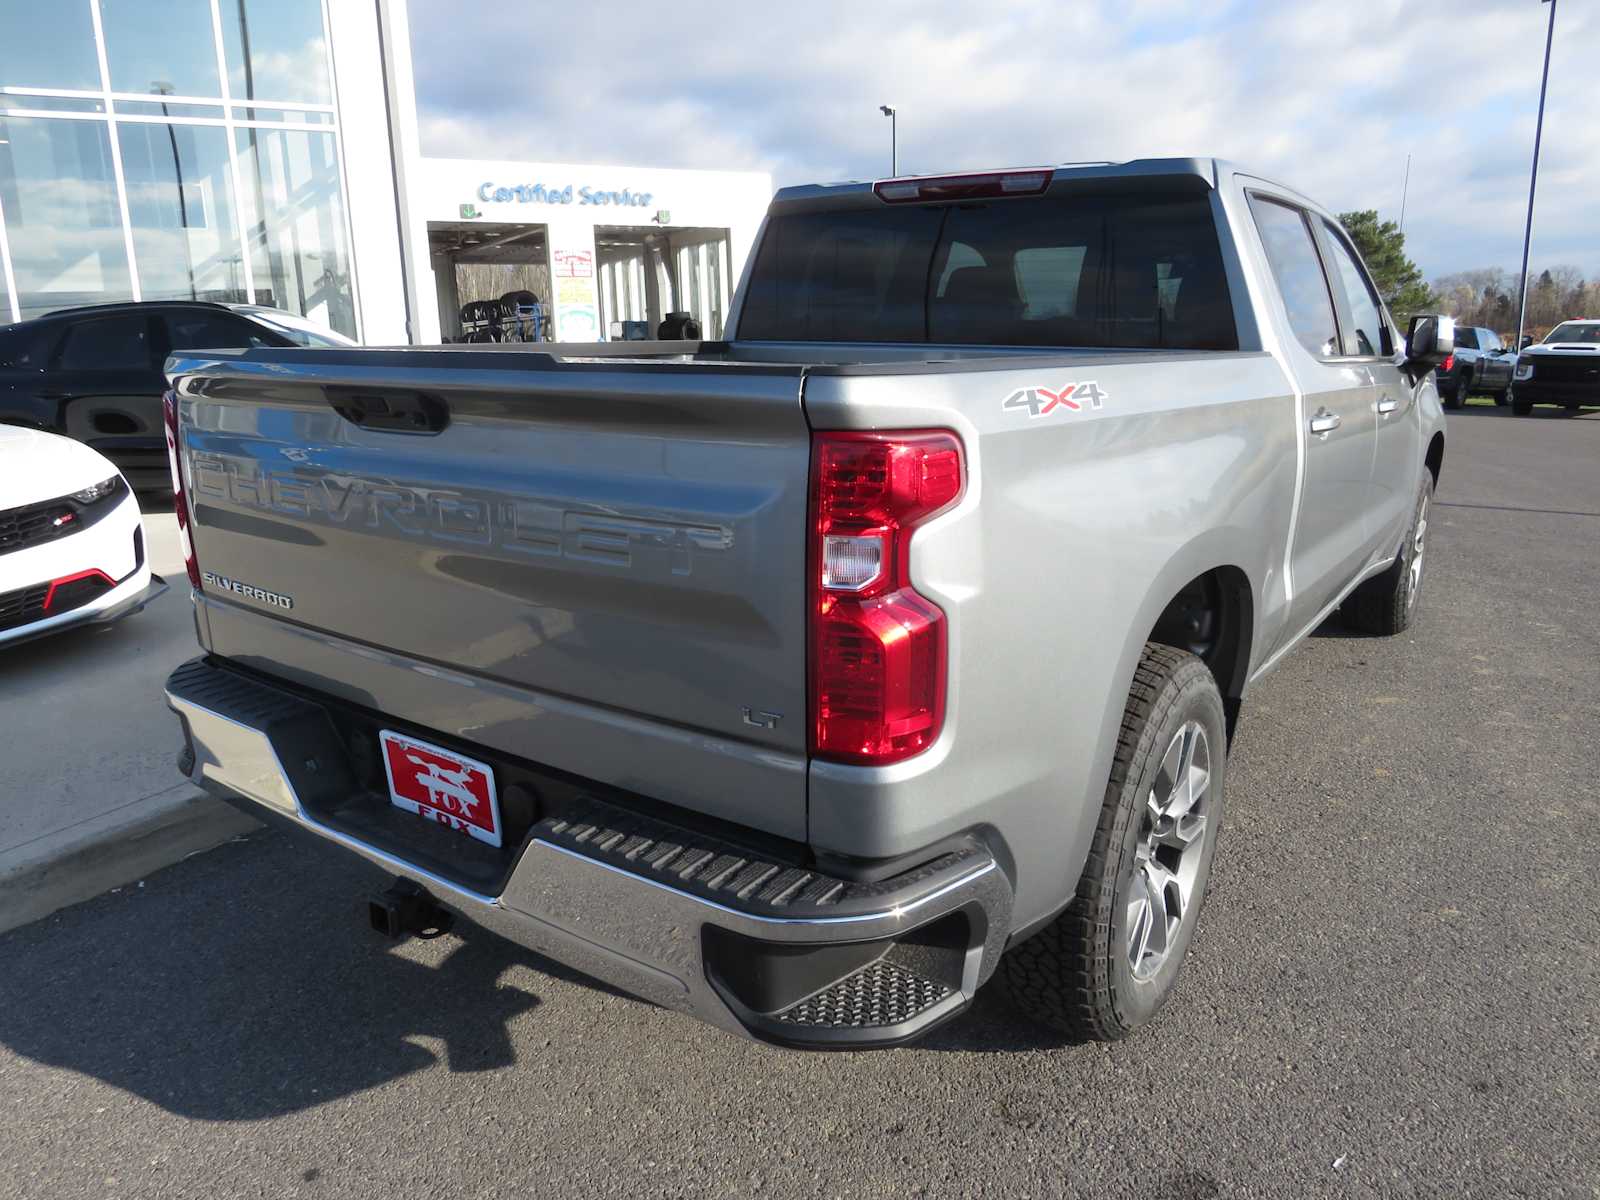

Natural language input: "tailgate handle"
[326,386,449,434]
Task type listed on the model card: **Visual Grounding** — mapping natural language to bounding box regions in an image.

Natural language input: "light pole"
[879,105,897,176]
[1515,0,1557,349]
[152,81,196,299]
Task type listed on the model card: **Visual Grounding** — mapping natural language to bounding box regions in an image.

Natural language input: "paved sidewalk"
[0,507,257,932]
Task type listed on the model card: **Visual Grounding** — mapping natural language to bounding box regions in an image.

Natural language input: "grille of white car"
[0,499,79,558]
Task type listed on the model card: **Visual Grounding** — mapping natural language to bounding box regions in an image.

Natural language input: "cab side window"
[1248,195,1338,358]
[1319,223,1389,357]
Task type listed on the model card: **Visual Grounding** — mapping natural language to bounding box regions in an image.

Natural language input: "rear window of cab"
[738,190,1237,351]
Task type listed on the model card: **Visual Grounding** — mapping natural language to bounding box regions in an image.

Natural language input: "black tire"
[1511,389,1534,416]
[1343,476,1431,636]
[1441,381,1463,411]
[1492,389,1508,406]
[1001,644,1226,1041]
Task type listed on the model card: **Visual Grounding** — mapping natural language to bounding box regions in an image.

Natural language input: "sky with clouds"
[409,0,1596,283]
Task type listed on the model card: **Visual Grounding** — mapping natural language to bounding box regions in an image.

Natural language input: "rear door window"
[1247,196,1338,358]
[52,314,157,371]
[738,189,1237,350]
[163,311,261,351]
[0,325,44,369]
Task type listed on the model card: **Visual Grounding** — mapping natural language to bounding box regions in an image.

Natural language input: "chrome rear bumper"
[165,657,1012,1047]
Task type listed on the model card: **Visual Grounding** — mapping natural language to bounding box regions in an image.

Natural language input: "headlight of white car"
[1513,361,1534,381]
[71,476,122,504]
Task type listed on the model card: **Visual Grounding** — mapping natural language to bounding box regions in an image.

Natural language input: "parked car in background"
[1436,325,1513,408]
[1,427,164,647]
[0,302,354,491]
[162,158,1452,1049]
[1510,319,1600,415]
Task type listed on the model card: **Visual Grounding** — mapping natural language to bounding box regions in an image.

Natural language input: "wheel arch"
[1146,564,1255,741]
[1425,430,1445,489]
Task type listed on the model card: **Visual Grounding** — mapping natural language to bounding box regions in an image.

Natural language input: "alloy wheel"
[1407,491,1428,610]
[1125,720,1211,981]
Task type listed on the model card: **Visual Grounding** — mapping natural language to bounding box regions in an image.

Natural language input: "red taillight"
[809,430,965,764]
[874,169,1052,204]
[162,389,202,591]
[1440,353,1454,372]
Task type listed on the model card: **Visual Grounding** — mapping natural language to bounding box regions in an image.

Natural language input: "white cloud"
[409,0,1598,280]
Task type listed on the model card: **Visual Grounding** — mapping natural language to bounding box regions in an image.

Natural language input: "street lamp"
[879,104,897,176]
[152,81,196,299]
[1515,0,1557,349]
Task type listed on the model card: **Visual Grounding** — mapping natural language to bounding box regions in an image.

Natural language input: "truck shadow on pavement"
[0,822,1084,1117]
[0,828,649,1121]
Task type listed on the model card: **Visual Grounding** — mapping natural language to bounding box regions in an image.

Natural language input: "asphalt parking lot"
[1,404,1597,1199]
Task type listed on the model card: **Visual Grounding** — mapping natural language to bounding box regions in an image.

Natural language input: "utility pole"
[1516,0,1557,349]
[879,105,897,176]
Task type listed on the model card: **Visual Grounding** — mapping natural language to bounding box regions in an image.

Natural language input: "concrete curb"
[0,785,260,935]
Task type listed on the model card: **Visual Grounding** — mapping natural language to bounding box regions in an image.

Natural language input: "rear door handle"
[1309,409,1341,435]
[1376,397,1400,415]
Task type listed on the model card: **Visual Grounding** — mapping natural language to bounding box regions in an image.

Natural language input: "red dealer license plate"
[378,730,502,848]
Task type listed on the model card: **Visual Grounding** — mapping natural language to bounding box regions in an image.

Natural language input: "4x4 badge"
[1002,381,1107,419]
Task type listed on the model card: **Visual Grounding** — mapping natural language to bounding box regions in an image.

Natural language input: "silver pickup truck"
[162,159,1451,1049]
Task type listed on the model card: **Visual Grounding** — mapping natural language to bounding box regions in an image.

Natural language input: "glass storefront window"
[99,0,223,98]
[0,116,133,321]
[0,96,107,115]
[120,120,245,303]
[0,4,101,92]
[220,0,332,105]
[235,127,354,336]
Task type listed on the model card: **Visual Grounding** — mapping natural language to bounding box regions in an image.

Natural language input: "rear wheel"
[1511,388,1534,416]
[1492,388,1508,406]
[1343,477,1431,635]
[1441,379,1463,410]
[1001,645,1225,1041]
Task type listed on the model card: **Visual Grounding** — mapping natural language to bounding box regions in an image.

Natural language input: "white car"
[0,426,165,646]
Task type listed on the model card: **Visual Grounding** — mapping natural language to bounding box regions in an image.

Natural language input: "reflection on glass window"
[0,4,101,92]
[99,0,222,98]
[0,117,133,321]
[120,121,246,303]
[235,128,354,337]
[220,0,332,104]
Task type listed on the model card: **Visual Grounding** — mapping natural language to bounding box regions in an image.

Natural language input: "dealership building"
[0,1,771,344]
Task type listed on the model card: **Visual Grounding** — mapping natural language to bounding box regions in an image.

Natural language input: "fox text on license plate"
[378,731,502,848]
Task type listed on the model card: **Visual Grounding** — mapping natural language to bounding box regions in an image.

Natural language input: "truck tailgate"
[171,348,811,840]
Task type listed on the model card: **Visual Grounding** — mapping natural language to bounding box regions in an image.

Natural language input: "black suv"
[0,302,353,491]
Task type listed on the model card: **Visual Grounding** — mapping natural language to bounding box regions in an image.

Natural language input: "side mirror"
[1519,335,1534,350]
[1406,314,1455,365]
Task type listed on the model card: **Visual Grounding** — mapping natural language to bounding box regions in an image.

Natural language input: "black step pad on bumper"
[538,798,992,922]
[774,961,953,1029]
